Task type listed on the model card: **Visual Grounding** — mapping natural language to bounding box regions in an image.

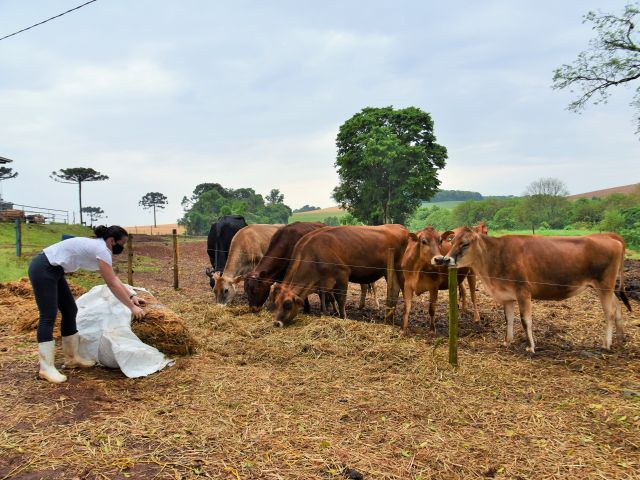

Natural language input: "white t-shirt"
[43,237,113,273]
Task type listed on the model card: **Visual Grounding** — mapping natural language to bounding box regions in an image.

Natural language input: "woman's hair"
[94,225,128,241]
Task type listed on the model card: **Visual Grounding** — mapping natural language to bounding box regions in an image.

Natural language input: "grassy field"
[289,207,348,223]
[0,223,93,282]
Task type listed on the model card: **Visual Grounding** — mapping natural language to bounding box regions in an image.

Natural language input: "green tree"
[81,206,104,227]
[600,209,626,232]
[0,166,18,181]
[552,3,640,133]
[323,216,340,226]
[139,192,169,227]
[333,106,447,225]
[50,168,109,225]
[266,189,284,205]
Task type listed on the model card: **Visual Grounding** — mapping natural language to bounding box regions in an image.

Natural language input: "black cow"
[205,215,247,288]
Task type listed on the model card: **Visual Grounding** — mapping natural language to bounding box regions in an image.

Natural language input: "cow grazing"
[212,224,283,304]
[433,229,631,352]
[205,215,247,289]
[401,226,479,333]
[273,225,409,326]
[244,221,326,312]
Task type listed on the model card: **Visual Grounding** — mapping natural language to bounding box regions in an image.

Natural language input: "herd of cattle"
[204,215,632,353]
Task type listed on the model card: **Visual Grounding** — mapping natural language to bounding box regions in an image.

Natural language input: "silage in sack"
[76,285,174,378]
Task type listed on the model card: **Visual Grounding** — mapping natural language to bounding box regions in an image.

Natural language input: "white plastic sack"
[75,284,174,378]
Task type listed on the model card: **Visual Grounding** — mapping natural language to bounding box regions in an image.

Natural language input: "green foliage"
[333,106,447,225]
[292,205,320,213]
[180,183,292,235]
[266,189,284,205]
[600,209,625,232]
[569,198,605,225]
[80,206,104,226]
[323,216,340,226]
[519,194,571,230]
[407,205,454,232]
[430,190,483,202]
[552,3,640,133]
[340,213,363,226]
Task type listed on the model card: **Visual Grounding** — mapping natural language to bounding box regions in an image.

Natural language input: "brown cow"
[433,229,631,352]
[212,224,283,304]
[244,222,326,312]
[273,225,409,326]
[401,226,479,333]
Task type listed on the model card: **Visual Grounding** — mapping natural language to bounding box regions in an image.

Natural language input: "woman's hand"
[132,296,146,307]
[130,305,145,319]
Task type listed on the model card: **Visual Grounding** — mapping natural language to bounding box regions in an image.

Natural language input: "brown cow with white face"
[210,224,283,304]
[401,226,479,333]
[432,229,631,352]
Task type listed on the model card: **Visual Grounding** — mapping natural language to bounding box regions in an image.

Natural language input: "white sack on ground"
[75,284,173,378]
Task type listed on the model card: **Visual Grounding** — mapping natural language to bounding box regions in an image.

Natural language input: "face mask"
[112,242,124,255]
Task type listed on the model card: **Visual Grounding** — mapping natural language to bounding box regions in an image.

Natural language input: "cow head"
[432,227,478,268]
[213,272,243,304]
[273,285,304,327]
[406,226,446,268]
[244,270,272,313]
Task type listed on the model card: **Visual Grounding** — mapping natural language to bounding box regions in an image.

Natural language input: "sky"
[0,0,639,227]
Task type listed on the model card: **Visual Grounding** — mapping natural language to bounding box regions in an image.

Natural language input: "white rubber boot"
[38,341,67,383]
[62,333,95,369]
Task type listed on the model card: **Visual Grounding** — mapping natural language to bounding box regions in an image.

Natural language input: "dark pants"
[28,253,78,343]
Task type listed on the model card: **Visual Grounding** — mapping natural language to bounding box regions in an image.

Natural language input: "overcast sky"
[0,0,638,226]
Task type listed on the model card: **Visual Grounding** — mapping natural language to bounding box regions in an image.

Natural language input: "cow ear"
[213,271,221,280]
[205,267,213,278]
[409,232,418,242]
[233,275,243,285]
[294,295,304,306]
[441,231,455,243]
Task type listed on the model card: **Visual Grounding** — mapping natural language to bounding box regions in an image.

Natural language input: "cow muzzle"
[432,255,454,267]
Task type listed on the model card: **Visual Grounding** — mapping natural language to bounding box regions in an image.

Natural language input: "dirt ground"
[1,237,639,479]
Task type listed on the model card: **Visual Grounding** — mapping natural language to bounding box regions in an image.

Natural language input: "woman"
[28,225,145,383]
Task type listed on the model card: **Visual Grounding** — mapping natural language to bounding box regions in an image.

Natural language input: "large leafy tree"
[81,206,104,227]
[139,192,169,227]
[553,3,640,134]
[50,168,109,225]
[519,178,571,232]
[333,106,447,225]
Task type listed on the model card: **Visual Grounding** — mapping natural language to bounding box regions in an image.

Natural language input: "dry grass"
[1,247,640,479]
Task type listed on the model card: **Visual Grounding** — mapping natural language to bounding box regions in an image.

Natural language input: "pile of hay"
[130,290,198,355]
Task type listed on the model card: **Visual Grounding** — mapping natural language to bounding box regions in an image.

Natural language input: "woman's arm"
[98,260,145,319]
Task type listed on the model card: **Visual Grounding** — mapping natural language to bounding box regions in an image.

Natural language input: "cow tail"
[616,242,632,312]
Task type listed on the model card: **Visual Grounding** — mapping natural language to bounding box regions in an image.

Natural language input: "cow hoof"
[526,346,535,354]
[273,321,284,328]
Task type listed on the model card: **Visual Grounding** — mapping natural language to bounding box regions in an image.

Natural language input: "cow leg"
[598,289,616,350]
[467,274,480,322]
[428,288,438,332]
[517,295,535,353]
[401,285,413,333]
[334,286,348,320]
[458,279,467,312]
[614,298,624,345]
[503,301,516,346]
[358,284,366,309]
[370,283,380,308]
[303,297,311,314]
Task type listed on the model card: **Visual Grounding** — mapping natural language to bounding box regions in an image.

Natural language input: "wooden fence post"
[127,235,134,286]
[172,228,179,289]
[15,218,22,257]
[448,266,459,367]
[384,248,395,323]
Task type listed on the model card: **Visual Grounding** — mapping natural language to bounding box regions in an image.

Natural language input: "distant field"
[289,206,348,223]
[491,228,598,236]
[125,223,185,235]
[422,200,464,209]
